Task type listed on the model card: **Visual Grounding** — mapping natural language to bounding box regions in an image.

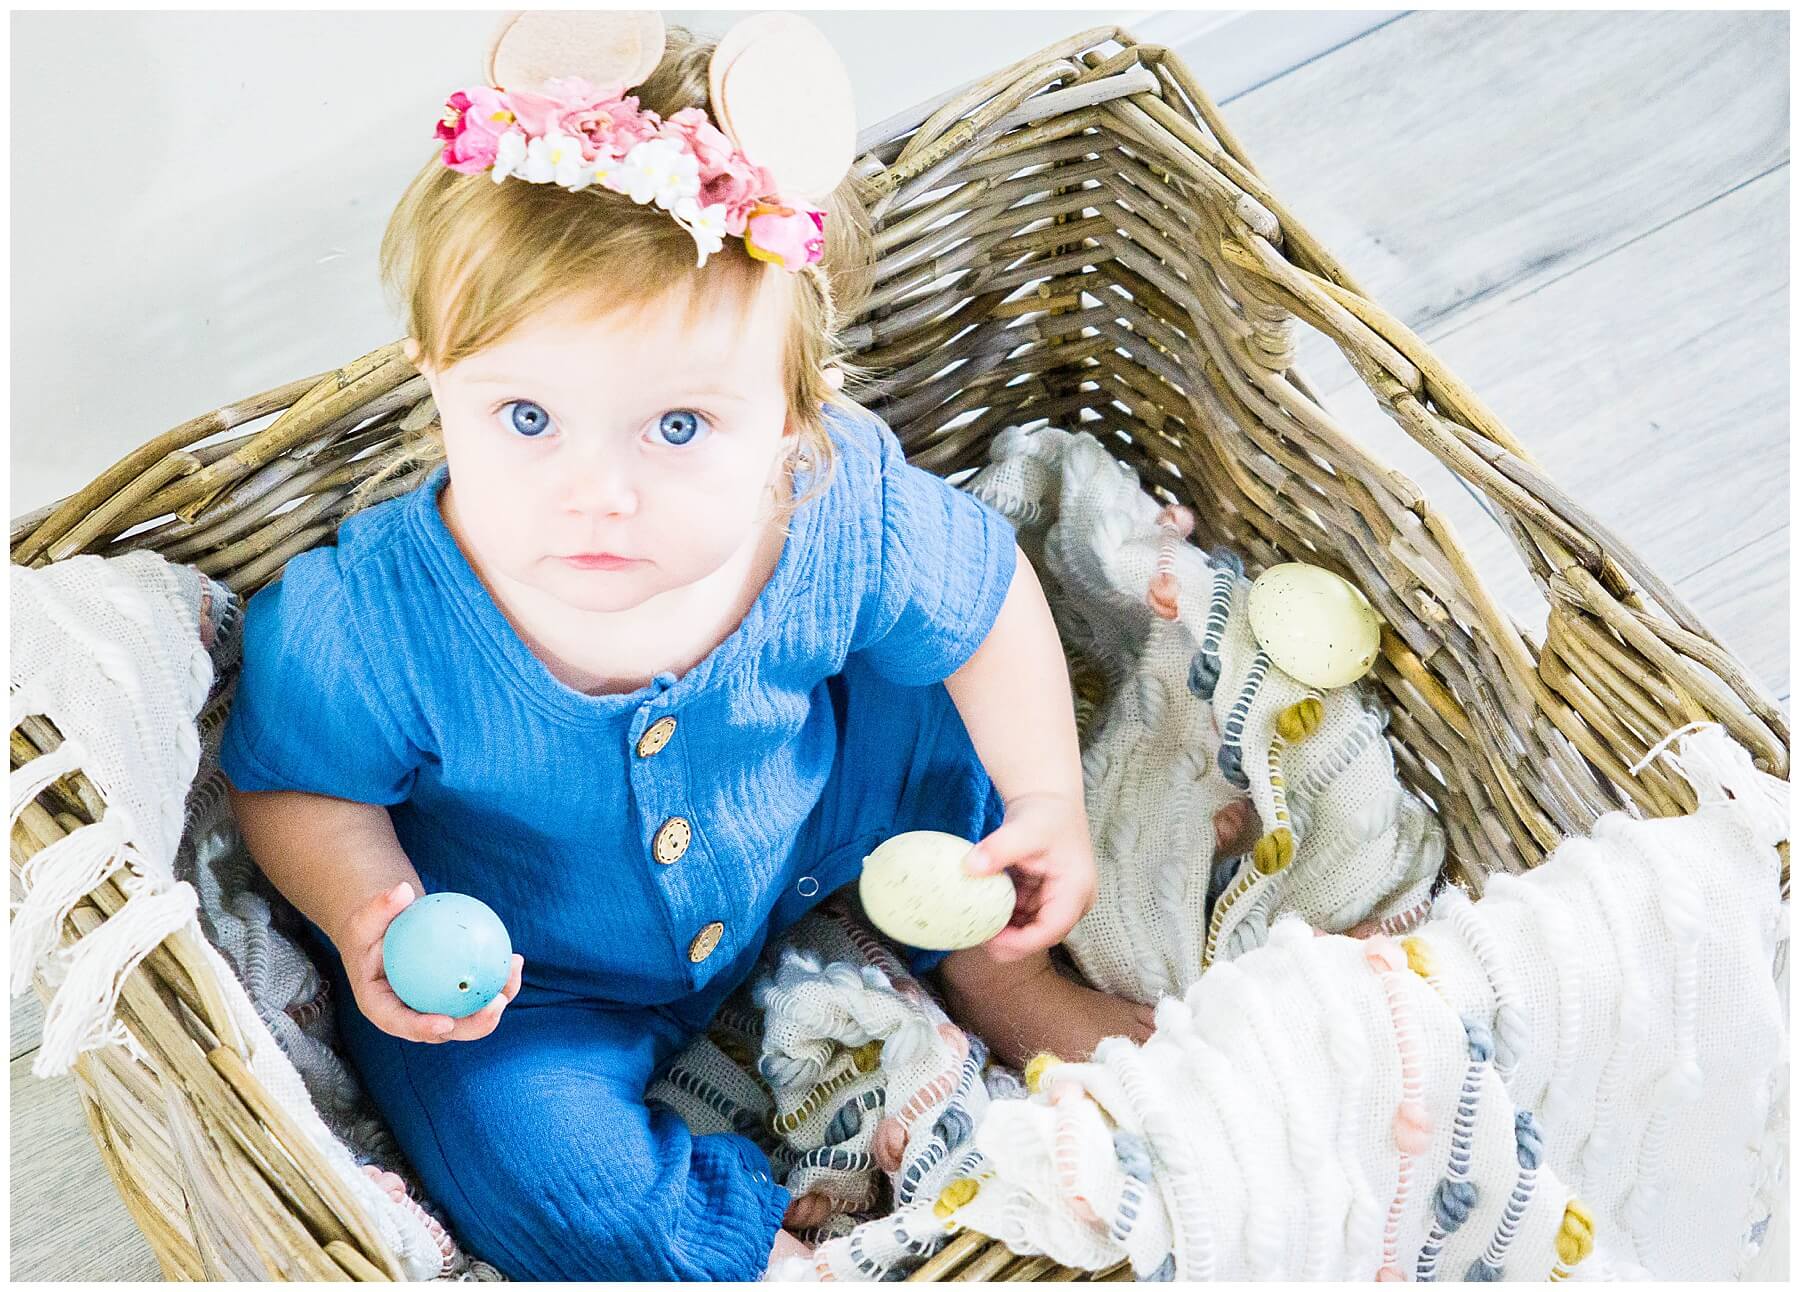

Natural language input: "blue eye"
[498,400,554,439]
[652,409,710,447]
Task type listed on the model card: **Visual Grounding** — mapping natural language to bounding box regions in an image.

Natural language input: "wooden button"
[652,817,691,865]
[636,716,677,758]
[688,921,724,963]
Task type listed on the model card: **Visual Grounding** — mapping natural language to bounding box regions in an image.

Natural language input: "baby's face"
[406,275,796,616]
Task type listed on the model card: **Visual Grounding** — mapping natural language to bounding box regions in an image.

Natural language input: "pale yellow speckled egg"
[858,830,1017,951]
[1247,562,1382,689]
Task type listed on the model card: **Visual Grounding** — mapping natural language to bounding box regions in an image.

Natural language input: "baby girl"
[220,16,1170,1283]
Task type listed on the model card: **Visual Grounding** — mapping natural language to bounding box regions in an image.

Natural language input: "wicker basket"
[10,23,1789,1282]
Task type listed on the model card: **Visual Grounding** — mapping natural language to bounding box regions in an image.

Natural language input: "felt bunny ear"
[485,9,666,98]
[484,9,856,203]
[708,11,857,200]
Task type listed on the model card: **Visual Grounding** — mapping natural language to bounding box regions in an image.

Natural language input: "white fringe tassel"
[10,682,39,731]
[10,815,130,997]
[32,873,199,1078]
[1631,722,1790,850]
[9,737,84,832]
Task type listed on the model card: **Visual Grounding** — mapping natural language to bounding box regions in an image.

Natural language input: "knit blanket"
[647,896,1010,1256]
[957,424,1445,1001]
[10,551,490,1281]
[739,724,1786,1281]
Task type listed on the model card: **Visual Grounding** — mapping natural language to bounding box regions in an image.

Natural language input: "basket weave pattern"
[10,25,1788,1281]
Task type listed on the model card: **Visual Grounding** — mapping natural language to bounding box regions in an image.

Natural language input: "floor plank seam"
[1669,523,1790,588]
[1217,11,1411,108]
[1429,160,1791,344]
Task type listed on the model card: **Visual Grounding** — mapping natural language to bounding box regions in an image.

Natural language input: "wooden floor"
[10,9,1788,1281]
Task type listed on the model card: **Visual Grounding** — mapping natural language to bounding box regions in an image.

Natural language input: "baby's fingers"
[363,978,457,1043]
[986,877,1088,961]
[982,910,1056,961]
[343,882,415,965]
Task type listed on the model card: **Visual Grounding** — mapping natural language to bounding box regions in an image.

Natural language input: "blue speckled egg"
[381,892,513,1018]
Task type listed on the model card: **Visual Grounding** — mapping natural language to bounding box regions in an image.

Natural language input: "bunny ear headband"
[435,9,856,273]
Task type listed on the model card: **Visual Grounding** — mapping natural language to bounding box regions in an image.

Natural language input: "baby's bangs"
[395,167,775,372]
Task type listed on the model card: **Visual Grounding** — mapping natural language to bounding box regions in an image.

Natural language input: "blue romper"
[217,400,1019,1280]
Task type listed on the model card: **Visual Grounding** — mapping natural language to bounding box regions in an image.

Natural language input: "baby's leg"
[934,943,1155,1068]
[330,975,792,1281]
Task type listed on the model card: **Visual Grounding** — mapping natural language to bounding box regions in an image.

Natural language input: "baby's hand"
[334,883,524,1044]
[961,791,1098,961]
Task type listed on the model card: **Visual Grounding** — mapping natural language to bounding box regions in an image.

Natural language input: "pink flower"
[438,85,516,174]
[743,202,827,270]
[701,158,778,235]
[661,106,740,173]
[521,76,656,163]
[540,75,613,105]
[574,102,661,161]
[503,80,590,139]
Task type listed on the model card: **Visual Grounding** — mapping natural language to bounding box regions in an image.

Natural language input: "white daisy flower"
[689,224,727,265]
[519,132,565,184]
[663,193,729,266]
[541,129,596,191]
[689,201,730,245]
[588,147,624,193]
[617,138,701,210]
[664,152,703,206]
[490,128,529,184]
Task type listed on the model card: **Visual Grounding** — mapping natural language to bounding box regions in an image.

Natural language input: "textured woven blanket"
[741,724,1785,1281]
[648,896,1012,1257]
[959,424,1445,1000]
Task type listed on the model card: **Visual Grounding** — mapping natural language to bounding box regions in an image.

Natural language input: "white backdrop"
[7,7,1393,514]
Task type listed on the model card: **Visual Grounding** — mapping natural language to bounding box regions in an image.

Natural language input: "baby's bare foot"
[937,946,1155,1071]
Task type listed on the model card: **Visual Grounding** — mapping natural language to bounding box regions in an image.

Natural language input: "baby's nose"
[559,464,640,519]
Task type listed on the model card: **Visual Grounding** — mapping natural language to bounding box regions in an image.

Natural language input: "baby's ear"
[402,337,421,367]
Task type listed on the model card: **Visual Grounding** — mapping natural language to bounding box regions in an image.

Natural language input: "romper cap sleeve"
[851,410,1018,687]
[219,545,423,805]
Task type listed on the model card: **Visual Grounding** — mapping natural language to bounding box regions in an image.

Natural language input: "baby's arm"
[931,552,1163,1063]
[943,546,1083,798]
[941,548,1094,950]
[226,783,421,946]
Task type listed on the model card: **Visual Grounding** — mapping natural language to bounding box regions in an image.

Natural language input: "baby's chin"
[534,562,676,614]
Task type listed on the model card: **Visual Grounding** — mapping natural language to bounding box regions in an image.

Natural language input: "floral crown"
[435,10,857,274]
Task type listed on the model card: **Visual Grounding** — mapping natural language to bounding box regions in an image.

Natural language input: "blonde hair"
[360,21,881,524]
